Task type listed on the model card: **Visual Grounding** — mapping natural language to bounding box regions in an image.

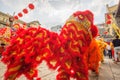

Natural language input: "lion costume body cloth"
[1,10,98,80]
[85,38,101,74]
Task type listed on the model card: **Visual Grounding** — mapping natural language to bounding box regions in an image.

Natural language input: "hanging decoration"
[97,34,100,36]
[9,17,14,22]
[23,8,28,14]
[106,13,112,24]
[104,31,108,35]
[106,14,111,19]
[28,3,35,10]
[18,12,23,17]
[106,20,111,24]
[13,2,35,20]
[14,16,18,20]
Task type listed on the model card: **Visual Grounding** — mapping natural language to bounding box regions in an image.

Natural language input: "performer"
[112,35,120,63]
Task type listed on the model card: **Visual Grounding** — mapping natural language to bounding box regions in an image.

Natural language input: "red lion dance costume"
[1,10,98,80]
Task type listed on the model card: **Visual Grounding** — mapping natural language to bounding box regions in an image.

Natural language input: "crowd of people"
[110,35,120,64]
[102,35,120,64]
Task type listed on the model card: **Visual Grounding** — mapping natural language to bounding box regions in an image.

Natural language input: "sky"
[0,0,119,29]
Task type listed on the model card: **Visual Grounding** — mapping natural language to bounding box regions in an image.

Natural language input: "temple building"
[0,11,40,28]
[105,1,120,37]
[0,11,25,28]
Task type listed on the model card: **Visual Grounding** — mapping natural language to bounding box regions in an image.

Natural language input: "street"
[0,57,120,80]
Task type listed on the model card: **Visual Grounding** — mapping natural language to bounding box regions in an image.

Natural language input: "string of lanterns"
[106,13,111,24]
[14,3,35,20]
[105,13,120,36]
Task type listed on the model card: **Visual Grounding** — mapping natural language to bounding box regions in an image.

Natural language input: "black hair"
[116,35,119,39]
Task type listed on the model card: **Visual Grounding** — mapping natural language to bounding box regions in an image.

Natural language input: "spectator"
[112,35,120,64]
[106,42,112,59]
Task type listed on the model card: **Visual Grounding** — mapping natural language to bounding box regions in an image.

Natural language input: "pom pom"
[90,25,98,38]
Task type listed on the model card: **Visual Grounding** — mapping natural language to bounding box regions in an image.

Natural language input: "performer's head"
[116,35,119,39]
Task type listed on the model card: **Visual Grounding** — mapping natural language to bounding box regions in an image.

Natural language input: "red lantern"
[14,16,18,20]
[23,22,26,25]
[18,12,23,17]
[106,14,111,19]
[9,17,14,22]
[28,3,34,10]
[97,34,100,36]
[104,31,108,34]
[23,8,28,14]
[106,20,111,24]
